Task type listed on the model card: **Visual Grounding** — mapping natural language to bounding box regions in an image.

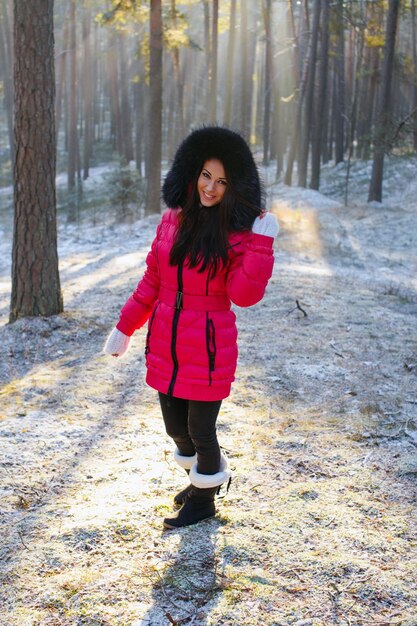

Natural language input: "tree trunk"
[11,0,62,321]
[67,0,77,222]
[359,44,379,161]
[310,0,329,190]
[210,0,219,122]
[298,0,321,187]
[55,15,68,144]
[0,0,14,168]
[82,9,94,179]
[170,0,185,147]
[262,0,273,165]
[334,0,345,164]
[240,0,251,137]
[133,79,143,176]
[284,0,311,186]
[344,27,365,206]
[203,0,210,74]
[108,30,122,153]
[119,32,134,163]
[411,0,417,151]
[145,0,162,215]
[368,0,400,202]
[224,0,237,126]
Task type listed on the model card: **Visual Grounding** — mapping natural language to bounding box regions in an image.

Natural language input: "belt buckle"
[175,291,183,310]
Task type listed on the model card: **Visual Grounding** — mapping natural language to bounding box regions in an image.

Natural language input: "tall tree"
[119,32,134,163]
[67,0,78,222]
[145,0,162,215]
[55,14,69,143]
[310,0,329,190]
[82,7,94,179]
[334,0,345,164]
[368,0,400,202]
[107,30,122,153]
[298,0,321,187]
[262,0,273,165]
[0,0,14,168]
[210,0,219,122]
[11,0,62,321]
[284,0,311,186]
[344,23,365,205]
[411,0,417,151]
[169,0,185,150]
[224,0,237,126]
[240,0,251,137]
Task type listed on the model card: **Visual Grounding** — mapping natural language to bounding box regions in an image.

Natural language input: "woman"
[104,126,278,529]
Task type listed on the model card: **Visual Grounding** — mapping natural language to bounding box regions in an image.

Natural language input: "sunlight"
[112,251,145,269]
[272,200,325,259]
[61,456,168,530]
[283,262,334,277]
[60,250,148,305]
[0,361,68,406]
[0,280,10,294]
[0,354,121,418]
[59,253,106,274]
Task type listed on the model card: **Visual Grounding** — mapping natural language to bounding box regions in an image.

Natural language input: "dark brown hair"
[169,165,261,273]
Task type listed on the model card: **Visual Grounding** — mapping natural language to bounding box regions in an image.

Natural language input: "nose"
[206,180,215,191]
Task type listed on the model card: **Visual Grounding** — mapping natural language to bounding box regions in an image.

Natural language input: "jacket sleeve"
[226,232,274,307]
[116,222,162,337]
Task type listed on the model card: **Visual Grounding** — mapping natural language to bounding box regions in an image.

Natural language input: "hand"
[251,212,279,238]
[103,328,131,358]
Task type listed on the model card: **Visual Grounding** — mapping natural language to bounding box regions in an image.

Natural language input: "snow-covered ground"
[0,158,416,625]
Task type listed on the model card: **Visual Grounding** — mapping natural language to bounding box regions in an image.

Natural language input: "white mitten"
[103,328,131,357]
[251,212,279,238]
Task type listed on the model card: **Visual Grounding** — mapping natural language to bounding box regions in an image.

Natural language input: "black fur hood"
[162,126,264,230]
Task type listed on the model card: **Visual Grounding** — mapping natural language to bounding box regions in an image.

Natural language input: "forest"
[1,0,417,210]
[1,1,417,625]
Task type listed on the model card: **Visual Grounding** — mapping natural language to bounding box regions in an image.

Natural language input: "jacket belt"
[158,286,230,311]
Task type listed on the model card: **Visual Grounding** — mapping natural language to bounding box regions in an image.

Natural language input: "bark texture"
[145,0,162,215]
[11,0,62,321]
[368,0,400,202]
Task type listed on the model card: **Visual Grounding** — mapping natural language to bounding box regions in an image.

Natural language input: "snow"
[0,157,416,624]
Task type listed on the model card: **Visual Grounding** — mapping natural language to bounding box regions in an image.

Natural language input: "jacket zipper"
[145,302,160,355]
[167,262,183,397]
[206,314,216,385]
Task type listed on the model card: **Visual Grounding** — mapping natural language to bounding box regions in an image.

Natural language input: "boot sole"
[163,513,215,530]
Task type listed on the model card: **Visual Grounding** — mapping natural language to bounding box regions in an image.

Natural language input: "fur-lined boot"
[164,454,231,529]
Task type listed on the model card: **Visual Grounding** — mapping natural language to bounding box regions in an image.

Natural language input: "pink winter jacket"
[116,208,275,401]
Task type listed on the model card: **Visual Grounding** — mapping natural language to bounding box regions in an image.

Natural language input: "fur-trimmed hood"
[162,126,264,230]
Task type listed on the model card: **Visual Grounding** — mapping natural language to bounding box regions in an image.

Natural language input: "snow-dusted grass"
[0,157,416,625]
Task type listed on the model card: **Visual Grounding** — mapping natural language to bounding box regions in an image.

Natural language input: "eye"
[218,180,227,186]
[202,171,210,179]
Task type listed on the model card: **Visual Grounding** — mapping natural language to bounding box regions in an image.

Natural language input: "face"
[197,159,227,207]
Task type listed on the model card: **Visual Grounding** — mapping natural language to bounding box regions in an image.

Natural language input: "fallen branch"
[296,300,308,317]
[17,531,31,551]
[330,342,345,358]
[285,299,308,317]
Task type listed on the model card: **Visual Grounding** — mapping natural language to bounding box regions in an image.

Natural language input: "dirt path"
[0,188,416,625]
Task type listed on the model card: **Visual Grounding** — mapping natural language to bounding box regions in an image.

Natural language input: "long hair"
[163,126,265,272]
[169,164,261,273]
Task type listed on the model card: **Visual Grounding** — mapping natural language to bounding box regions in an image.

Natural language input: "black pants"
[158,392,222,475]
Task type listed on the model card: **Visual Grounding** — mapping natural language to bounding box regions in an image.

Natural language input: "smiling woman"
[197,159,227,207]
[103,126,278,529]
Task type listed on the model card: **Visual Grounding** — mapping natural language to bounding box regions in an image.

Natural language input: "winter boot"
[173,478,193,507]
[163,454,231,529]
[173,449,197,507]
[163,486,218,529]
